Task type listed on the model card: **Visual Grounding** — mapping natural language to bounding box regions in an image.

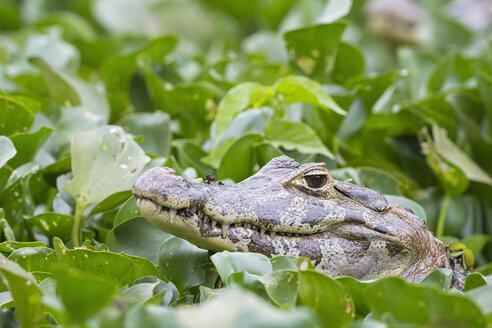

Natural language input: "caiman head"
[133,156,451,283]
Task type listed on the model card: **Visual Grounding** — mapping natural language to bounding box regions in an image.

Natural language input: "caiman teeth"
[211,220,217,228]
[222,224,229,238]
[156,204,162,213]
[270,231,276,238]
[260,228,266,237]
[169,209,177,222]
[203,215,209,224]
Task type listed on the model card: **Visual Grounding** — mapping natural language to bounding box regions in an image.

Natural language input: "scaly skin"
[133,156,465,288]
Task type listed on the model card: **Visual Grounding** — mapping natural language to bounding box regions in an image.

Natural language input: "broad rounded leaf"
[0,258,44,327]
[274,75,346,115]
[297,270,355,328]
[157,237,209,293]
[63,125,150,206]
[26,212,73,240]
[0,137,15,169]
[215,82,265,142]
[265,119,333,158]
[211,251,272,283]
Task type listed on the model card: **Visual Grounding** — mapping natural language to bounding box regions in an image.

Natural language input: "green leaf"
[211,251,272,283]
[54,238,135,287]
[432,124,492,186]
[125,305,179,328]
[260,269,298,308]
[7,126,52,168]
[366,276,486,327]
[113,196,140,227]
[26,212,73,240]
[63,125,149,207]
[89,190,132,216]
[0,241,46,254]
[420,268,453,292]
[106,217,172,264]
[55,266,116,324]
[336,276,370,316]
[465,273,490,291]
[465,285,492,322]
[157,237,209,293]
[174,288,318,328]
[297,270,355,328]
[118,112,172,157]
[385,195,427,222]
[0,93,35,136]
[284,22,348,77]
[214,82,265,142]
[0,258,44,328]
[333,42,365,84]
[218,133,263,182]
[0,137,15,169]
[8,247,57,274]
[274,75,346,115]
[265,119,333,158]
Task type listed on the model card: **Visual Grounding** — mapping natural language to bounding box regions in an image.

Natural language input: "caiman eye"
[304,175,327,188]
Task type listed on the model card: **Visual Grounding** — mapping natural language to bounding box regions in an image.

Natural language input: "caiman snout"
[133,167,208,208]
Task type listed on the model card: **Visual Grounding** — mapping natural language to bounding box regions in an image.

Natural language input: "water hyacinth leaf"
[333,42,365,84]
[7,126,52,168]
[297,270,355,328]
[214,82,265,143]
[385,195,427,222]
[113,196,140,227]
[157,237,209,293]
[420,268,453,292]
[63,125,150,207]
[336,277,370,316]
[106,217,172,264]
[464,273,490,291]
[421,128,469,195]
[0,241,46,253]
[265,119,333,159]
[366,276,486,327]
[55,267,116,324]
[465,285,492,321]
[53,238,134,287]
[122,253,166,282]
[0,258,44,328]
[274,75,346,115]
[8,247,57,274]
[431,124,492,186]
[174,288,318,328]
[218,133,263,182]
[0,137,15,169]
[26,212,74,240]
[89,190,132,216]
[211,251,272,283]
[30,57,110,145]
[118,111,172,157]
[0,93,35,136]
[226,271,268,299]
[124,305,180,328]
[260,269,298,308]
[284,22,347,77]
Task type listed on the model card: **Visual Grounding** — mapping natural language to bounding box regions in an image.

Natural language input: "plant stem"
[72,200,87,247]
[436,193,451,239]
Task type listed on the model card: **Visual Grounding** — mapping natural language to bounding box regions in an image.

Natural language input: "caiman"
[133,155,467,289]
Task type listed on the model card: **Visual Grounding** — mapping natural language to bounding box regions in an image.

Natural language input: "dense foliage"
[0,0,491,326]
